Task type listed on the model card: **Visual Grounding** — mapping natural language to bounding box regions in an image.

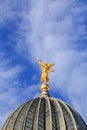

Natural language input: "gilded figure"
[37,59,54,83]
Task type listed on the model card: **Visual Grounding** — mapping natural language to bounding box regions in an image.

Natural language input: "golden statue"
[37,59,54,83]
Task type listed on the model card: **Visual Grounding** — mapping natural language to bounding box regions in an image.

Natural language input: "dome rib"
[33,97,43,130]
[3,104,24,130]
[37,97,45,130]
[51,98,66,130]
[50,99,60,129]
[67,104,87,130]
[13,100,32,130]
[50,99,59,129]
[58,99,77,130]
[45,97,52,130]
[32,98,41,130]
[24,98,40,130]
[2,112,13,130]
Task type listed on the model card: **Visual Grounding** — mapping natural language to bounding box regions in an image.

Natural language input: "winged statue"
[37,58,54,83]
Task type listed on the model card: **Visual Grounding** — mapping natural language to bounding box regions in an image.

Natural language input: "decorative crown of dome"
[2,59,87,130]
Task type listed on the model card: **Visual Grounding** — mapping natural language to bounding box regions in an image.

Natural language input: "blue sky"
[0,0,87,128]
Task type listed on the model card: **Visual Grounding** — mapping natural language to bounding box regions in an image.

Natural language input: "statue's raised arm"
[37,58,45,68]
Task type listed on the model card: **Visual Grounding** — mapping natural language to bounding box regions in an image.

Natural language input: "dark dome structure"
[2,92,87,130]
[2,60,87,130]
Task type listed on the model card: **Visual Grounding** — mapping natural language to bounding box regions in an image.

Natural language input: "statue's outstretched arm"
[37,58,45,67]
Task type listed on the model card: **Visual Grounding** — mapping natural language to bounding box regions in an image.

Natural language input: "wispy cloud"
[0,0,87,128]
[0,53,40,128]
[0,53,22,128]
[0,1,18,25]
[16,0,87,122]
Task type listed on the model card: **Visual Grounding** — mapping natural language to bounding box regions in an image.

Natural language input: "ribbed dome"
[2,96,87,130]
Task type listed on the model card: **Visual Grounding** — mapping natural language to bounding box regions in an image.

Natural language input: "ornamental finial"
[37,58,54,83]
[37,58,54,96]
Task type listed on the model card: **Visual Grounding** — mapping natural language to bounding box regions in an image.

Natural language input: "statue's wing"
[48,64,54,68]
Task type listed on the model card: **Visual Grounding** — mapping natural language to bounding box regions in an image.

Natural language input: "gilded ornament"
[37,58,54,83]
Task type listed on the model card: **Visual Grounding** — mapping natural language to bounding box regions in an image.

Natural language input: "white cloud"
[0,1,16,25]
[0,0,87,128]
[15,0,87,123]
[22,83,40,99]
[68,62,87,121]
[0,53,23,128]
[0,53,41,128]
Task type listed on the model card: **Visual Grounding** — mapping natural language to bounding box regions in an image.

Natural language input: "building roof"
[2,95,87,130]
